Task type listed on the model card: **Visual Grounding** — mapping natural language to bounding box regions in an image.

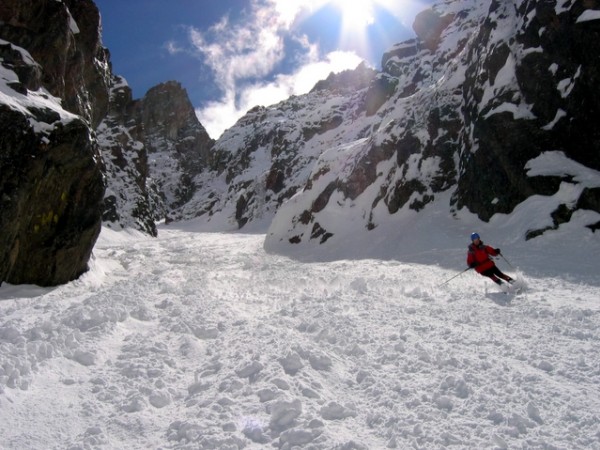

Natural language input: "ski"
[499,281,524,296]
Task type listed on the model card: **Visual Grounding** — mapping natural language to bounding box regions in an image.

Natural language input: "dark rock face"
[412,9,455,51]
[0,106,104,286]
[456,0,600,223]
[0,0,111,126]
[0,0,108,285]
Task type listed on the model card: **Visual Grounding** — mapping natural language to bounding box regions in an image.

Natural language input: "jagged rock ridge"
[180,63,378,230]
[98,80,214,235]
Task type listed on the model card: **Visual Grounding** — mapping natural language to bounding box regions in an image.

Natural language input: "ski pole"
[440,267,472,286]
[499,253,515,269]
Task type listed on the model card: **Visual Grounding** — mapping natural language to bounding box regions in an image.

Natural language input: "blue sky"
[95,0,434,138]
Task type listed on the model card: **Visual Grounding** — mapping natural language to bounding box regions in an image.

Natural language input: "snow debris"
[1,218,599,448]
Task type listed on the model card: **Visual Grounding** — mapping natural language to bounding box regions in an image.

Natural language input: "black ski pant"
[480,266,512,285]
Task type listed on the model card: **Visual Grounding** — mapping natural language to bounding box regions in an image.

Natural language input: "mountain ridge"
[181,0,600,259]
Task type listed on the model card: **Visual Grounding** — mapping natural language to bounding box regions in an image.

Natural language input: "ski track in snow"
[1,229,599,449]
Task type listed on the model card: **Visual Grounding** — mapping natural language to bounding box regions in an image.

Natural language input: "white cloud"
[164,41,183,55]
[195,94,240,143]
[189,2,290,92]
[190,0,366,139]
[289,50,363,93]
[196,50,362,139]
[267,0,329,27]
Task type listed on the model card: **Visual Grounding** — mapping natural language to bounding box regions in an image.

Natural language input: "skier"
[467,232,514,285]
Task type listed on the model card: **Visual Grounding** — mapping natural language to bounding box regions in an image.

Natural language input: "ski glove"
[469,263,477,268]
[495,248,501,254]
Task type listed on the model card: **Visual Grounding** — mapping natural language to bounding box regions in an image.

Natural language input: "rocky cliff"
[137,81,214,217]
[0,0,111,126]
[265,0,600,254]
[0,0,107,286]
[0,0,214,284]
[455,0,600,227]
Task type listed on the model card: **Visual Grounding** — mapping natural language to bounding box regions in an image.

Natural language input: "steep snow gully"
[1,222,599,449]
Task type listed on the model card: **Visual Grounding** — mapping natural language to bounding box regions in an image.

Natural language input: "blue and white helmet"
[470,232,480,241]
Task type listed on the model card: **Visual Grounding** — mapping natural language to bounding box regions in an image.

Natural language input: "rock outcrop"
[138,81,214,214]
[0,0,111,126]
[0,105,104,286]
[456,0,600,224]
[0,0,107,285]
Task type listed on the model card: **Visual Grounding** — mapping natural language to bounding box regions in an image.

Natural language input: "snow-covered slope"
[179,63,378,231]
[1,211,599,448]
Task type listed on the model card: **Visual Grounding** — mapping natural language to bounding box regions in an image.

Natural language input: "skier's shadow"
[486,292,513,306]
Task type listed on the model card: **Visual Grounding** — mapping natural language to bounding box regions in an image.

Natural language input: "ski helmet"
[470,232,480,241]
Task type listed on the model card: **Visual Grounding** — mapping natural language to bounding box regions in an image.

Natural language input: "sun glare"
[322,0,424,63]
[327,0,383,62]
[332,0,376,29]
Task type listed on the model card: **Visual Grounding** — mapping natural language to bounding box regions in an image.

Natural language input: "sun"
[331,0,377,29]
[324,0,423,62]
[327,0,384,61]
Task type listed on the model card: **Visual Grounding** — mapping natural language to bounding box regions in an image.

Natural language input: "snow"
[483,101,536,120]
[0,41,79,133]
[555,0,572,14]
[576,9,600,23]
[2,1,600,447]
[557,66,581,99]
[526,151,600,188]
[67,9,80,34]
[2,198,600,449]
[541,109,567,130]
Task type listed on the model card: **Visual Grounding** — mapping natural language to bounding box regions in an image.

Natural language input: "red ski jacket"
[467,242,499,273]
